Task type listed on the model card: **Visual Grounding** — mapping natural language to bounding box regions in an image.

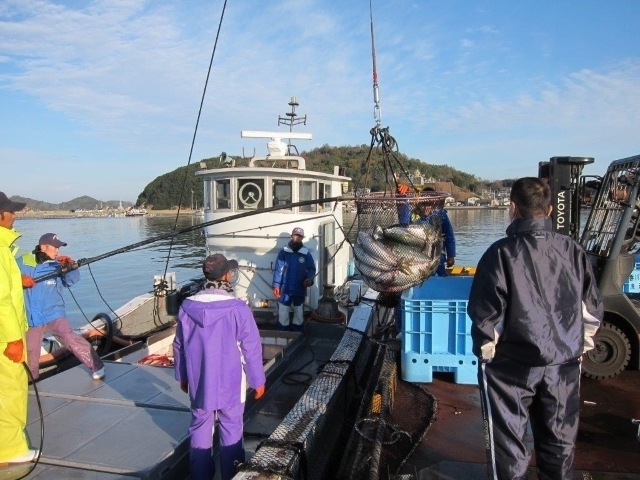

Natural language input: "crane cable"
[370,0,381,128]
[162,0,228,279]
[360,0,415,196]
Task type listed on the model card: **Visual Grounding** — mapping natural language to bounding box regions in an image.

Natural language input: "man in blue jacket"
[17,233,104,381]
[174,253,266,480]
[272,227,316,331]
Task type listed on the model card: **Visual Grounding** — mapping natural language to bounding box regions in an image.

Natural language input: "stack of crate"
[400,276,478,385]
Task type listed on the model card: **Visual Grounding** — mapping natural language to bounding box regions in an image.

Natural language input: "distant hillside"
[134,145,498,208]
[9,145,513,211]
[136,164,207,210]
[10,195,133,211]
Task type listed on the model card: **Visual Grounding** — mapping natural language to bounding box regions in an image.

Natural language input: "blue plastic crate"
[400,276,478,384]
[623,259,640,293]
[400,353,478,384]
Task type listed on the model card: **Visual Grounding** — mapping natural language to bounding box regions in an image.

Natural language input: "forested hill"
[135,145,484,209]
[12,195,132,212]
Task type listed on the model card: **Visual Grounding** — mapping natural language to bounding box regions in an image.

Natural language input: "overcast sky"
[2,0,639,203]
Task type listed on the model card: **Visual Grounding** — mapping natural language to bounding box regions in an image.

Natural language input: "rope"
[15,363,43,480]
[162,0,229,279]
[32,197,348,285]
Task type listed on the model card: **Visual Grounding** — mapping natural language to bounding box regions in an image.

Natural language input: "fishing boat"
[196,129,352,315]
[37,99,357,369]
[20,109,640,480]
[20,97,436,480]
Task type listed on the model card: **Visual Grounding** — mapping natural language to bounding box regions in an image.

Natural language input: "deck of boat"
[5,302,637,479]
[2,324,347,480]
[397,369,640,479]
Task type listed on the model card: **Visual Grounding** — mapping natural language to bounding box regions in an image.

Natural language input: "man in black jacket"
[468,177,602,480]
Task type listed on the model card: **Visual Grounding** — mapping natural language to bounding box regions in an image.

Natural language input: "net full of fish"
[354,223,442,293]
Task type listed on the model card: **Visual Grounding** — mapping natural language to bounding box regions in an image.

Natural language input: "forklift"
[540,155,640,378]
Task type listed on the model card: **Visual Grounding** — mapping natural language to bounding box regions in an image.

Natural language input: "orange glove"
[180,380,189,393]
[273,287,281,298]
[397,184,410,195]
[56,255,73,264]
[21,274,36,288]
[4,339,24,363]
[254,385,265,400]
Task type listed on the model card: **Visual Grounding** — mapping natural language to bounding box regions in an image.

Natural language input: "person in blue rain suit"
[396,184,456,276]
[272,227,316,331]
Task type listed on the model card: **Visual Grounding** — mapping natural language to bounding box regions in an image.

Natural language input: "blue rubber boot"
[290,323,303,333]
[219,439,244,480]
[189,446,215,480]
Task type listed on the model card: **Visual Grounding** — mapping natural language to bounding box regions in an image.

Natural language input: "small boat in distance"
[125,207,148,216]
[193,207,205,217]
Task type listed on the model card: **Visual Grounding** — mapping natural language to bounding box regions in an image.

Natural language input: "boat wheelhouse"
[196,130,351,312]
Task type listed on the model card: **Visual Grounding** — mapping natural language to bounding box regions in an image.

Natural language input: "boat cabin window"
[319,183,331,210]
[238,179,265,210]
[299,180,317,212]
[319,222,336,286]
[216,180,231,209]
[273,180,292,210]
[204,179,212,210]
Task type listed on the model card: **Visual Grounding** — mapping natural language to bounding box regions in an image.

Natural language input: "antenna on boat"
[278,96,307,155]
[357,0,420,198]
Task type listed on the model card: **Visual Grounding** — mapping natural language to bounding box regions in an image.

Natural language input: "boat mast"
[278,96,307,155]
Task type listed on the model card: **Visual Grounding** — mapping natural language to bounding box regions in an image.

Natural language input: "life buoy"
[239,182,262,208]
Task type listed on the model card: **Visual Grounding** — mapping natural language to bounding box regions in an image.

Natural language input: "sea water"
[14,208,510,329]
[14,215,207,330]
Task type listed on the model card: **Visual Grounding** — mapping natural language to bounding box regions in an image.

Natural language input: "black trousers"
[478,356,581,480]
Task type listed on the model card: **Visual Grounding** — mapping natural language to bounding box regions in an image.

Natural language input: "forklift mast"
[538,156,594,240]
[540,154,640,379]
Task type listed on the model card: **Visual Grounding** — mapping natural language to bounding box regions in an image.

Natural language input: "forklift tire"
[582,323,631,379]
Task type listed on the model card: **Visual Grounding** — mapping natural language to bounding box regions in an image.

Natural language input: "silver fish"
[355,225,442,293]
[356,231,400,264]
[382,224,429,246]
[381,264,435,290]
[354,260,388,281]
[372,225,386,241]
[384,223,442,254]
[353,243,396,271]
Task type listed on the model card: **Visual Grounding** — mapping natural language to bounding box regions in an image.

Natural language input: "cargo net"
[355,191,446,232]
[353,192,447,293]
[337,340,437,479]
